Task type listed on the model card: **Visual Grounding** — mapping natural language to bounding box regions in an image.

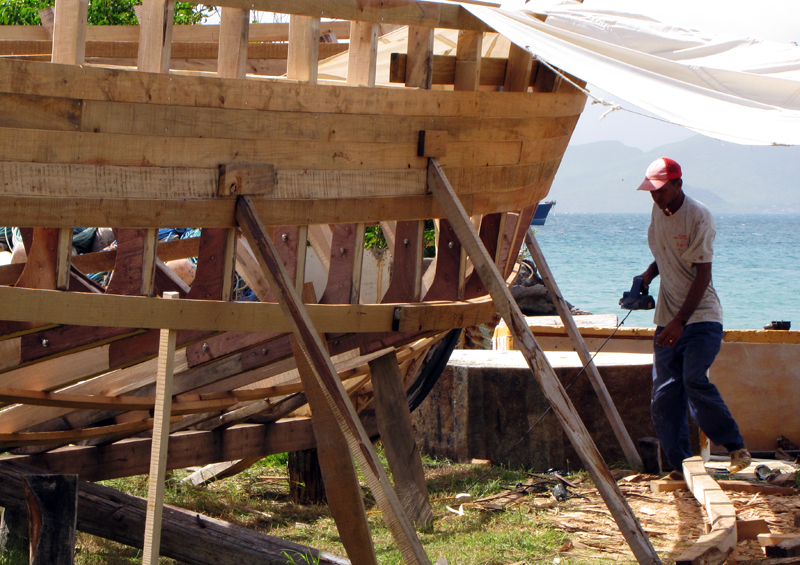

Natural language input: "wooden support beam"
[454,30,483,91]
[51,0,88,65]
[525,230,642,470]
[137,0,174,74]
[370,350,433,527]
[291,336,379,565]
[217,8,249,80]
[235,195,432,565]
[23,474,78,565]
[142,291,179,565]
[406,26,435,89]
[426,158,660,565]
[504,43,535,92]
[287,15,320,83]
[347,21,379,87]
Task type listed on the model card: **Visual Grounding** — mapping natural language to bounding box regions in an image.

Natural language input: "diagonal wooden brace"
[426,158,661,565]
[235,196,432,565]
[525,229,643,470]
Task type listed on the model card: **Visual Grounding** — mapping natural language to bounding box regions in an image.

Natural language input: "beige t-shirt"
[648,196,723,327]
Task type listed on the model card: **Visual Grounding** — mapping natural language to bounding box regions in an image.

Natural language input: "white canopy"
[463,1,800,145]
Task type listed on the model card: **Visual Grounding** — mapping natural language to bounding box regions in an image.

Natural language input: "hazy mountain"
[548,136,800,214]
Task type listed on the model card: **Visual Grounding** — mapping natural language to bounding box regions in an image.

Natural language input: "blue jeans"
[651,322,744,471]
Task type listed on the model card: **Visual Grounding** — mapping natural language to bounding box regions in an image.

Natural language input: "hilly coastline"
[548,135,800,214]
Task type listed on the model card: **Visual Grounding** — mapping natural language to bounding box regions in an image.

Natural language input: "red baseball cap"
[637,157,681,191]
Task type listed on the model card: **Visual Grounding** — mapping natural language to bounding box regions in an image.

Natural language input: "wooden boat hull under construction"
[0,2,602,563]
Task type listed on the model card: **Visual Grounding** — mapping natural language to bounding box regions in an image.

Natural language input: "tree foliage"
[0,0,215,25]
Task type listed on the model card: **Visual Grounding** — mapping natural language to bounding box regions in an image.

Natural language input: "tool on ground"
[620,277,655,310]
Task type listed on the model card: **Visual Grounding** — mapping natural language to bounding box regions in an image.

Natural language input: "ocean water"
[527,213,800,330]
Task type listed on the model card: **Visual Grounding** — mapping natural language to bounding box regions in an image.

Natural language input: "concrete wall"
[411,350,696,471]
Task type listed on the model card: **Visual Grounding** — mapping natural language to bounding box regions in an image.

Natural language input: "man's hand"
[636,262,659,289]
[656,318,684,348]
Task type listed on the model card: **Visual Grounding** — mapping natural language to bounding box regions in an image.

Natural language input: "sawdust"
[482,473,800,564]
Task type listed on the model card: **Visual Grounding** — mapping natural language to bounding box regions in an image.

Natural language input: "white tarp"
[463,1,800,145]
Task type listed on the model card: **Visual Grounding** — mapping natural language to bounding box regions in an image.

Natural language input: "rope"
[465,308,634,492]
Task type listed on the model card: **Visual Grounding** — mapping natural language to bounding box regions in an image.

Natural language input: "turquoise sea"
[528,213,800,330]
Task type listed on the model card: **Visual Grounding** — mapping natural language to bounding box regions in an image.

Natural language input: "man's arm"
[655,262,712,347]
[636,262,659,288]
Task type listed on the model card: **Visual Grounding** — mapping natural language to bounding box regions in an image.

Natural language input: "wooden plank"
[370,350,433,527]
[320,224,360,305]
[676,456,737,565]
[0,417,178,449]
[454,30,483,91]
[217,8,249,80]
[287,15,320,83]
[235,195,432,565]
[426,158,661,564]
[142,291,179,565]
[51,0,88,65]
[137,0,173,74]
[423,219,462,301]
[218,164,275,196]
[347,21,379,87]
[291,336,379,565]
[0,283,497,334]
[525,230,643,469]
[105,229,156,296]
[202,0,490,32]
[186,228,234,301]
[406,26,434,89]
[736,519,771,541]
[55,227,72,290]
[0,21,358,43]
[380,220,424,303]
[0,58,586,119]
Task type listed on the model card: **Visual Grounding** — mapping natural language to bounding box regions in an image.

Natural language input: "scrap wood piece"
[651,478,800,496]
[676,456,737,565]
[766,536,800,558]
[426,158,661,565]
[0,459,348,565]
[235,195,431,565]
[183,458,262,487]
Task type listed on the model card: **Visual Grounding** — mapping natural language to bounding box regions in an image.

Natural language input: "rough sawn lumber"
[0,459,349,565]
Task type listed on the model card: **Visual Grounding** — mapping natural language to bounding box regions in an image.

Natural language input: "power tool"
[620,277,655,310]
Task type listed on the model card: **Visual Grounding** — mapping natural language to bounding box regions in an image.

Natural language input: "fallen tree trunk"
[0,460,349,565]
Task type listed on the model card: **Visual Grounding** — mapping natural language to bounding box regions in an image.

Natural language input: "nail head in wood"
[418,130,447,158]
[218,164,275,197]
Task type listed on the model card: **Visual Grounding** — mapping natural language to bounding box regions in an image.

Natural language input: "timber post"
[24,474,78,565]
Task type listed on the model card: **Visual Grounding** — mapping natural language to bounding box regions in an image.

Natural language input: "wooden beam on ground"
[142,292,179,565]
[235,195,432,565]
[676,456,737,565]
[370,350,433,527]
[426,158,660,565]
[0,459,349,565]
[183,458,261,487]
[526,230,642,470]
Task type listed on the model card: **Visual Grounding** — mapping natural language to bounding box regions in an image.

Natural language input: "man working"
[635,157,750,475]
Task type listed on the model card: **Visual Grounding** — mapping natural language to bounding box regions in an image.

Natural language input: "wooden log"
[370,350,433,527]
[236,195,432,565]
[24,474,78,565]
[0,460,348,565]
[288,448,327,505]
[426,158,660,565]
[526,230,642,470]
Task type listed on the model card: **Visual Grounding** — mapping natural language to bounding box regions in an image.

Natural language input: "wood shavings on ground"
[475,472,800,563]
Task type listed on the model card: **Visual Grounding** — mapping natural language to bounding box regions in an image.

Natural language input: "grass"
[0,450,615,565]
